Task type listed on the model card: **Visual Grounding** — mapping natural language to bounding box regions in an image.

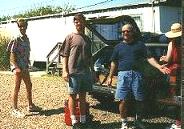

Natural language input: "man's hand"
[147,57,170,74]
[13,67,21,74]
[107,77,113,86]
[159,56,167,62]
[62,71,69,82]
[158,65,171,74]
[160,55,169,64]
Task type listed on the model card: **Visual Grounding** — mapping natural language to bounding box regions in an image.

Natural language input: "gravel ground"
[0,73,176,129]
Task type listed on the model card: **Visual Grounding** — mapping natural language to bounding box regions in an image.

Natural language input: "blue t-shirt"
[110,41,149,71]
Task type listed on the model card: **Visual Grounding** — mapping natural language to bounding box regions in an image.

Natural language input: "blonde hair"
[16,18,28,27]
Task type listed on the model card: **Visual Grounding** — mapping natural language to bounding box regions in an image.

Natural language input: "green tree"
[0,16,11,22]
[0,4,75,21]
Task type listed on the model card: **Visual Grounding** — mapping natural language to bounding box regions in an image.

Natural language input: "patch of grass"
[0,36,10,70]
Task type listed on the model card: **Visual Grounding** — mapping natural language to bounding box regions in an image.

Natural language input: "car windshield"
[92,23,121,41]
[86,15,142,55]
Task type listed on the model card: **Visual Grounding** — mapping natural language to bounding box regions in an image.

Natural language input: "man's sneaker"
[27,104,42,112]
[11,109,25,118]
[166,123,181,129]
[79,122,90,129]
[134,120,146,129]
[128,124,136,129]
[72,123,81,129]
[121,122,129,129]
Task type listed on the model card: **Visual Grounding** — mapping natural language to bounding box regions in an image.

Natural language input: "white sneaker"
[11,109,25,118]
[170,123,181,129]
[121,122,128,129]
[27,104,42,112]
[166,124,181,129]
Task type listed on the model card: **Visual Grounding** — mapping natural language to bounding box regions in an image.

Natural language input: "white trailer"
[0,1,181,64]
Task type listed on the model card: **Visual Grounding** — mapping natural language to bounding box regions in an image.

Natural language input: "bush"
[0,36,10,70]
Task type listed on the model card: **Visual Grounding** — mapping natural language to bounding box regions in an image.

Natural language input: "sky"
[0,0,150,17]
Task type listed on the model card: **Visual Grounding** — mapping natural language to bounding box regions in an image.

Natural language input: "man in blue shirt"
[107,23,170,129]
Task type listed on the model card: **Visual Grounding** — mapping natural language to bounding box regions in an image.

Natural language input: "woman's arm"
[160,41,172,62]
[165,41,172,62]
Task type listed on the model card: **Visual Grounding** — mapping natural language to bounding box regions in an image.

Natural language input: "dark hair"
[73,13,86,22]
[173,36,181,46]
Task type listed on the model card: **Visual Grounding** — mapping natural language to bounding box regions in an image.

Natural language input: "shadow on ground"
[39,107,64,116]
[90,102,175,129]
[91,101,119,113]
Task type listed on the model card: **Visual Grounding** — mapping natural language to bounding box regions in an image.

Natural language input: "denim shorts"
[67,72,92,94]
[115,70,144,101]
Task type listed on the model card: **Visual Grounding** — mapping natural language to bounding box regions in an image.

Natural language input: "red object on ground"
[64,99,89,126]
[176,119,181,126]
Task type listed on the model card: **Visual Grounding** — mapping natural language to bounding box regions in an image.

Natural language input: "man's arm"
[7,39,19,72]
[10,52,21,73]
[10,53,17,67]
[62,57,69,82]
[107,61,116,85]
[147,57,170,74]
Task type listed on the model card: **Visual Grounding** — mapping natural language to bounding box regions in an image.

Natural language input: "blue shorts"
[67,72,92,94]
[115,70,144,101]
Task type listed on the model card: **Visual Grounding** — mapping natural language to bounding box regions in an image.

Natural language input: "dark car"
[85,15,169,109]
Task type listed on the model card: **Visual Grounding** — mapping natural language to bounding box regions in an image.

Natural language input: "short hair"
[122,24,134,31]
[16,18,28,27]
[73,13,86,22]
[122,23,142,41]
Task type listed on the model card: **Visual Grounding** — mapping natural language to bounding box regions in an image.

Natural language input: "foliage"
[0,5,75,21]
[0,16,11,22]
[13,5,75,19]
[0,36,10,70]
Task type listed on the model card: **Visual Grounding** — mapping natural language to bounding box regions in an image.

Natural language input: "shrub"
[0,36,10,70]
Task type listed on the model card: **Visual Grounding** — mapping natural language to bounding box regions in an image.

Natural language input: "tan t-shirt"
[60,33,92,75]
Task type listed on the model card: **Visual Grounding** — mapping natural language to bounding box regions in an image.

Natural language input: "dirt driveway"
[0,73,174,129]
